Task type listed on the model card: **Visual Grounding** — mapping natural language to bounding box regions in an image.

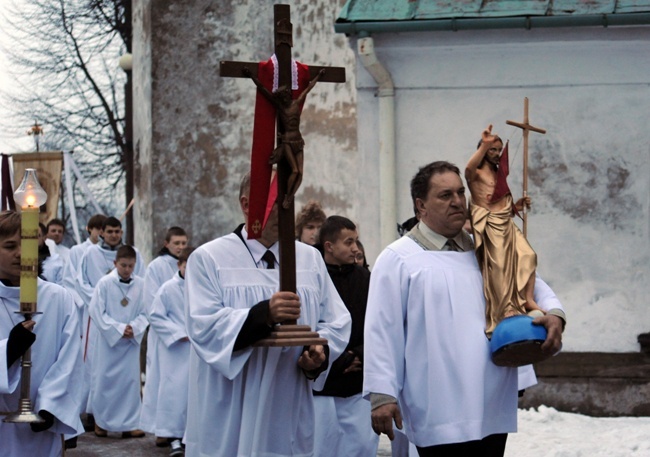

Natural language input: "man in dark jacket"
[313,216,378,457]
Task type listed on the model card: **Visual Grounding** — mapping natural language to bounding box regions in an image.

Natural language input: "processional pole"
[2,169,47,424]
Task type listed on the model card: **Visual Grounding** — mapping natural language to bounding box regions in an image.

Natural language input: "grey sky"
[0,1,34,154]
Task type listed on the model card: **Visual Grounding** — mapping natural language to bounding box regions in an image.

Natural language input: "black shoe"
[83,413,96,432]
[169,439,184,456]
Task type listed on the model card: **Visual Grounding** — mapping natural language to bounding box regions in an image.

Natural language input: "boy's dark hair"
[165,226,187,242]
[319,216,357,245]
[46,218,65,231]
[116,245,136,261]
[87,214,107,232]
[0,211,21,239]
[178,246,195,264]
[103,216,122,230]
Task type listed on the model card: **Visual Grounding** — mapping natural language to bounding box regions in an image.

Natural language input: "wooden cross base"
[253,324,327,347]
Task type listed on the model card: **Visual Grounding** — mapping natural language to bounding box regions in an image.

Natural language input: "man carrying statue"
[364,161,565,456]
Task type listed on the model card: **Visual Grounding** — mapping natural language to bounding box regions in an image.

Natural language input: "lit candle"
[13,169,47,315]
[2,169,48,425]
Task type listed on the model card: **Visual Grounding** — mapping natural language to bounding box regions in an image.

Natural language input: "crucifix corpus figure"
[218,4,347,347]
[465,122,544,335]
[242,66,325,209]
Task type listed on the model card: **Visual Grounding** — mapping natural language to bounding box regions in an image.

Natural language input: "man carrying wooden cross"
[184,172,351,456]
[184,6,351,455]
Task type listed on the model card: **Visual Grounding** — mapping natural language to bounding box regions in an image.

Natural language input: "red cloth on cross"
[247,56,310,239]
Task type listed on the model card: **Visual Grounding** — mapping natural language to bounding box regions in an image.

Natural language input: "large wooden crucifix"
[506,97,546,237]
[220,4,345,346]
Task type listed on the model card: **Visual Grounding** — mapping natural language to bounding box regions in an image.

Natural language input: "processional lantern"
[3,168,47,424]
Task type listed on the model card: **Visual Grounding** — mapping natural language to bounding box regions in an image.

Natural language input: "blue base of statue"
[490,315,549,367]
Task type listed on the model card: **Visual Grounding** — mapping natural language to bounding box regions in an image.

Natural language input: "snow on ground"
[506,406,650,457]
[378,406,650,456]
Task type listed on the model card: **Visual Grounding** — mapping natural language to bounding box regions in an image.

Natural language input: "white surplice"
[45,239,70,265]
[41,253,64,285]
[88,270,148,431]
[139,253,178,434]
[77,244,146,306]
[0,279,84,457]
[184,231,352,457]
[77,243,145,413]
[60,239,93,414]
[363,236,564,448]
[63,239,93,312]
[312,393,379,457]
[148,272,188,438]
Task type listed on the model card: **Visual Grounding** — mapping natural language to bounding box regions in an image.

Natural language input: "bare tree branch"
[0,0,130,221]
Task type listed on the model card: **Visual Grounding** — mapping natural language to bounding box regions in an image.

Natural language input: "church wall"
[132,0,358,262]
[132,0,153,261]
[351,26,650,353]
[132,1,650,355]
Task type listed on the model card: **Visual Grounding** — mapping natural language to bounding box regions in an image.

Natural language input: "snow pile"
[506,406,650,456]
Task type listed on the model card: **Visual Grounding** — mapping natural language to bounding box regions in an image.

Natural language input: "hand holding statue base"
[490,314,550,367]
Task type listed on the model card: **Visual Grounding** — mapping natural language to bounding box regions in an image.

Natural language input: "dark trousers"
[416,433,508,457]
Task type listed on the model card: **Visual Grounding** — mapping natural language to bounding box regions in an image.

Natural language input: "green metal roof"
[338,0,650,22]
[336,0,650,34]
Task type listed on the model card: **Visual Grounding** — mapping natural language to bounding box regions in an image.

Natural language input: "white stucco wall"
[132,0,357,261]
[351,26,650,352]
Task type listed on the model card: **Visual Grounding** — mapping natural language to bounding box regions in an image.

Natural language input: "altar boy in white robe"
[60,214,105,431]
[76,216,145,417]
[89,245,148,438]
[77,217,146,307]
[184,172,352,457]
[62,213,106,331]
[0,211,85,457]
[147,246,193,454]
[365,161,566,457]
[139,226,188,445]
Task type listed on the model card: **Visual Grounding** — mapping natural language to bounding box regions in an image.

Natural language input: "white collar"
[241,226,280,268]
